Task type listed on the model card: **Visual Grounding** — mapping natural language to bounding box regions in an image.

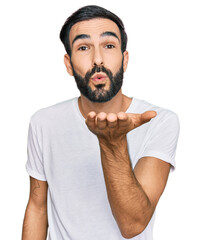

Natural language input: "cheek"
[105,53,123,74]
[71,55,91,77]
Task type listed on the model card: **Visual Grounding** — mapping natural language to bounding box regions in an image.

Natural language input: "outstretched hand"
[85,111,157,142]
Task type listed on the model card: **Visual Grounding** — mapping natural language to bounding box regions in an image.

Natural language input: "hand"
[85,111,157,142]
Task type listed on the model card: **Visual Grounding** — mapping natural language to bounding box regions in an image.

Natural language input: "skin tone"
[64,18,131,116]
[64,18,171,238]
[22,18,171,240]
[22,177,48,239]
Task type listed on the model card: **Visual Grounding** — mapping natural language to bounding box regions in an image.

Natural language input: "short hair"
[60,5,128,56]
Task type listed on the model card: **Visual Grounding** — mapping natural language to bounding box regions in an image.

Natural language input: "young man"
[22,5,179,240]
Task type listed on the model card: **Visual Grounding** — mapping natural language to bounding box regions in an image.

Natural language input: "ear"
[64,54,73,76]
[123,51,129,72]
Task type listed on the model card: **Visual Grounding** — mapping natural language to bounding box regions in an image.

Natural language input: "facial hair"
[71,60,124,103]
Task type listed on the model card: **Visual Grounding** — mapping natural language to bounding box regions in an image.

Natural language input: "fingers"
[85,111,96,129]
[117,112,130,127]
[86,111,156,132]
[98,112,131,129]
[107,113,118,128]
[97,112,118,129]
[97,112,107,129]
[86,112,123,130]
[139,111,157,126]
[140,111,157,124]
[127,111,157,129]
[86,112,118,130]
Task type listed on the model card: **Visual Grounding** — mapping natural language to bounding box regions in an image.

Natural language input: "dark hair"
[60,5,127,56]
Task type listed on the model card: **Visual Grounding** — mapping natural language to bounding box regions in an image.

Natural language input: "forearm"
[99,136,154,237]
[22,202,48,240]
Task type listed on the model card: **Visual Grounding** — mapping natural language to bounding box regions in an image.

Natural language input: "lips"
[91,73,107,82]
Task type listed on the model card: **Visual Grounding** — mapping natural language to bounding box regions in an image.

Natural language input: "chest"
[42,122,150,190]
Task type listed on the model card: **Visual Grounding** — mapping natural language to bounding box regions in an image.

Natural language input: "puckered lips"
[91,73,107,84]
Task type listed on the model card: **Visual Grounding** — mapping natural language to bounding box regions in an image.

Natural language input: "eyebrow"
[100,31,120,42]
[72,34,90,46]
[72,31,120,46]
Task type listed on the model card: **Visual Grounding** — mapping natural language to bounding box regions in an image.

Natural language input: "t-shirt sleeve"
[25,120,47,181]
[138,110,180,170]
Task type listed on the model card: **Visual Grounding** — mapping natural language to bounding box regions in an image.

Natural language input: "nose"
[92,47,103,67]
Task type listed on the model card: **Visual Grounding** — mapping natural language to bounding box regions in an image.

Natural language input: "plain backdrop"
[0,0,200,239]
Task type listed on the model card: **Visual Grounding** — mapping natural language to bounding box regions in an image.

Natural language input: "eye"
[105,44,115,49]
[78,46,89,51]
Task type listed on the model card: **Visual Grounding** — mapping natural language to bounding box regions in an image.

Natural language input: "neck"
[78,90,132,119]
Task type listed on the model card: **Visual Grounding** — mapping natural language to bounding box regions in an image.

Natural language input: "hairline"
[67,17,125,56]
[69,18,121,50]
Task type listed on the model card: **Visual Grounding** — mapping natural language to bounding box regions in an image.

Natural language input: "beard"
[71,60,124,103]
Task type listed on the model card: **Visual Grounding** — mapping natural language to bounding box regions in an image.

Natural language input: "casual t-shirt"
[26,97,180,240]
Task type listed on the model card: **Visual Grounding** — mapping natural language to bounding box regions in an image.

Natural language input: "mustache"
[85,65,113,82]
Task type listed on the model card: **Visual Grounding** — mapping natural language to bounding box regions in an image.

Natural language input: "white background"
[0,0,200,239]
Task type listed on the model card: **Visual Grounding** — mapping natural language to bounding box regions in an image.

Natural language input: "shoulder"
[29,97,78,128]
[133,97,179,126]
[130,98,180,135]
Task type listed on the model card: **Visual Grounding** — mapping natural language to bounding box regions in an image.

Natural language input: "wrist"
[98,135,127,150]
[98,135,130,165]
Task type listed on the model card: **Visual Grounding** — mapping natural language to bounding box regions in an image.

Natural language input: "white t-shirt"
[26,97,180,240]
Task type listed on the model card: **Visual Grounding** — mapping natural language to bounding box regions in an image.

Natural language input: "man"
[22,5,179,240]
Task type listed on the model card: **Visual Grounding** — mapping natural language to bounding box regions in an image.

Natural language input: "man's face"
[65,18,128,102]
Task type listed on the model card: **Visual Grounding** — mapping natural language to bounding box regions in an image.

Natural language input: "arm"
[85,111,170,238]
[22,177,48,240]
[99,139,170,238]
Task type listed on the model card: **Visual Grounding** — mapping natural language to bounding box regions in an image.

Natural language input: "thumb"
[141,111,157,124]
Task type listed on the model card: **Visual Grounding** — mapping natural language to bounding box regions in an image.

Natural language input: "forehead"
[69,18,121,44]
